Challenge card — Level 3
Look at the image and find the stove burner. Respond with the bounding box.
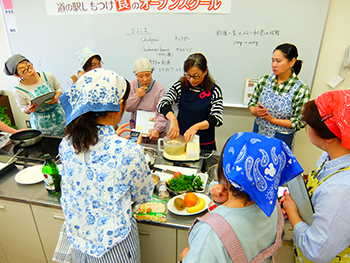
[0,135,62,165]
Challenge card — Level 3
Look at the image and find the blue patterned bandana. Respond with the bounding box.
[60,68,126,125]
[223,132,303,217]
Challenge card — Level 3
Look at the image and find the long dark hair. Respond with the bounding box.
[274,43,303,75]
[302,100,335,139]
[217,139,251,205]
[65,80,130,153]
[179,53,215,91]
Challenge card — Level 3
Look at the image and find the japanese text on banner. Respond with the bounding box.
[45,0,231,15]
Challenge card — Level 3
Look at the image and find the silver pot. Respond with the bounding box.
[10,129,42,147]
[143,146,159,166]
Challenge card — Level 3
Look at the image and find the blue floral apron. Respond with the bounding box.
[253,74,302,149]
[14,72,65,136]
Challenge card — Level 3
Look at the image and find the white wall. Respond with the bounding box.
[1,0,349,174]
[0,13,28,128]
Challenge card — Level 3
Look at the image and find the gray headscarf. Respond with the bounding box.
[3,54,28,76]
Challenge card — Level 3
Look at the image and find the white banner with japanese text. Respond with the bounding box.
[45,0,231,15]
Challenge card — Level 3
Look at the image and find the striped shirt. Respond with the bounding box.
[158,81,224,127]
[248,72,310,131]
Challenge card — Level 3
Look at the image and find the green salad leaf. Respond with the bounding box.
[167,174,203,192]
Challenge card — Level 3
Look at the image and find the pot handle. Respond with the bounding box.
[157,138,164,152]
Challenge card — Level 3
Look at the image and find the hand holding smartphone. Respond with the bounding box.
[129,129,142,143]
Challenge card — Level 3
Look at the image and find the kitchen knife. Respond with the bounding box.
[152,166,178,175]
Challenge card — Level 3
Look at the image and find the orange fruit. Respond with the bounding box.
[184,192,198,207]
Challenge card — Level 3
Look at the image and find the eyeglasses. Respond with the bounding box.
[184,72,204,80]
[18,62,33,74]
[320,113,333,123]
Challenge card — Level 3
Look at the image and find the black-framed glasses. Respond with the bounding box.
[184,72,204,80]
[320,113,333,123]
[19,62,33,74]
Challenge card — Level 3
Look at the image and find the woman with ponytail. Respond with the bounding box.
[158,53,224,152]
[248,43,310,150]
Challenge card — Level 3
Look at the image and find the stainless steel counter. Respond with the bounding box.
[0,146,211,230]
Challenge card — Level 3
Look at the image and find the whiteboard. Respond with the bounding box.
[2,0,330,106]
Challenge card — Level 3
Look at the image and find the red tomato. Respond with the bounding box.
[173,172,182,179]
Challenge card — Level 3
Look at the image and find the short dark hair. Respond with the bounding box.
[302,100,336,139]
[274,43,303,75]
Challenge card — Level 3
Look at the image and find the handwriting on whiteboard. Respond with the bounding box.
[216,29,280,47]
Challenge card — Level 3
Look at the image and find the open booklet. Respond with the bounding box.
[136,110,156,136]
[287,175,314,225]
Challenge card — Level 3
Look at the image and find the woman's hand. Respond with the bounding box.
[184,125,198,143]
[149,129,160,141]
[24,103,38,114]
[281,192,303,227]
[116,122,131,137]
[180,247,190,261]
[256,103,268,118]
[210,183,228,204]
[136,86,147,98]
[47,91,62,105]
[166,112,180,139]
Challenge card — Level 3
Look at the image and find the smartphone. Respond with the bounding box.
[129,129,141,142]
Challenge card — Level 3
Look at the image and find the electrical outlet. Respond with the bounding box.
[25,120,31,128]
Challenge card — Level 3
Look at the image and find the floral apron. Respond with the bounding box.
[253,74,302,150]
[14,72,65,136]
[294,162,350,263]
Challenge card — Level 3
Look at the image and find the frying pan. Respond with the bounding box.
[10,129,42,147]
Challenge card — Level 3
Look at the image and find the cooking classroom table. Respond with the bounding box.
[0,143,218,230]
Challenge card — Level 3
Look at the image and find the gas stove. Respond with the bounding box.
[0,135,62,166]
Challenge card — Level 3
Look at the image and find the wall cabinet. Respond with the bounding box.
[0,200,46,263]
[31,205,65,263]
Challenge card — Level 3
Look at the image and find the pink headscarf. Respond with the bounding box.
[315,90,350,149]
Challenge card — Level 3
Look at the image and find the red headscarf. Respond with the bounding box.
[315,90,350,149]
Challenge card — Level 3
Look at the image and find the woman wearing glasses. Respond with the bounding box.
[3,54,65,136]
[158,53,223,151]
[248,43,310,150]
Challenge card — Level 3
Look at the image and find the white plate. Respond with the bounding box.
[31,91,55,107]
[167,193,210,216]
[15,165,44,184]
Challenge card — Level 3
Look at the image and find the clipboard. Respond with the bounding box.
[287,175,314,225]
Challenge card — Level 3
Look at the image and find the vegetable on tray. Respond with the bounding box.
[166,173,204,193]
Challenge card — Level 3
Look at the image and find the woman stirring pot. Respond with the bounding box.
[3,54,65,136]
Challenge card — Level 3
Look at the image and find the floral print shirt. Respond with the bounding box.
[59,125,154,258]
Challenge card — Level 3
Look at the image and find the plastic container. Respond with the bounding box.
[158,135,186,156]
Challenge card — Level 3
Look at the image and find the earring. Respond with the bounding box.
[322,145,326,151]
[201,78,204,87]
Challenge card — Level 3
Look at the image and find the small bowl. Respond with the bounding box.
[152,173,160,188]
